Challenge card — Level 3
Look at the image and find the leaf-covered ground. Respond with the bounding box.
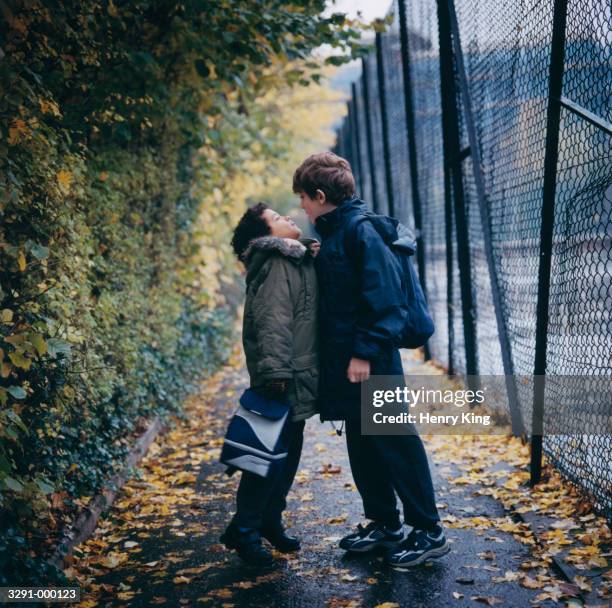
[67,349,611,608]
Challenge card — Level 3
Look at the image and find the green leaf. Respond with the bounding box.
[6,410,27,432]
[2,476,24,492]
[36,478,55,494]
[30,243,49,260]
[7,385,26,399]
[47,338,72,358]
[0,453,12,474]
[30,333,47,356]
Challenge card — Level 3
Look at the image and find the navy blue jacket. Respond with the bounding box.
[314,197,408,421]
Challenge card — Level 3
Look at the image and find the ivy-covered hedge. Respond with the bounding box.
[0,0,359,583]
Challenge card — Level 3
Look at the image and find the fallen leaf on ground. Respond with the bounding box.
[470,596,502,606]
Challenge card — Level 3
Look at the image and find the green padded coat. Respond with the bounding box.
[241,236,319,422]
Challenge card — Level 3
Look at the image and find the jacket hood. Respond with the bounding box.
[243,236,317,283]
[393,222,417,254]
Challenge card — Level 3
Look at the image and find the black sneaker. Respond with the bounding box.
[220,526,276,568]
[339,521,407,553]
[386,523,450,569]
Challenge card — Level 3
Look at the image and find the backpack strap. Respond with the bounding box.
[343,213,371,266]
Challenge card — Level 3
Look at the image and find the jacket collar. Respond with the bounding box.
[314,196,366,239]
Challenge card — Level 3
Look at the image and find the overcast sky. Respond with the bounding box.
[326,0,391,21]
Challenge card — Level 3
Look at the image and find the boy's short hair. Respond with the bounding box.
[231,202,270,261]
[292,152,355,205]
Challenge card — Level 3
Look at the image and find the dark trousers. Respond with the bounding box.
[231,419,305,530]
[345,417,439,531]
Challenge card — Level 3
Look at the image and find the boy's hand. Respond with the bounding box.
[347,357,371,383]
[307,241,321,257]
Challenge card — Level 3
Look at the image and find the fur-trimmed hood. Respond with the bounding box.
[242,236,310,263]
[243,235,318,285]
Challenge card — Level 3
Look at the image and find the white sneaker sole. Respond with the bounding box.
[390,541,451,570]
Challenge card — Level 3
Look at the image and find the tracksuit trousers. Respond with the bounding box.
[345,417,440,531]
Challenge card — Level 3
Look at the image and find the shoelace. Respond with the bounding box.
[404,527,438,548]
[356,522,379,536]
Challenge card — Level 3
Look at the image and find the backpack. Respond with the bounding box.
[346,212,435,349]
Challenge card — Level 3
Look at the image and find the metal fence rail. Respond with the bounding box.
[333,0,612,518]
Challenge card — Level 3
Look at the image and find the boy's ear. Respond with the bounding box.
[315,189,327,204]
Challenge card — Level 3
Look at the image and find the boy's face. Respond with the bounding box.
[262,208,301,239]
[298,190,332,224]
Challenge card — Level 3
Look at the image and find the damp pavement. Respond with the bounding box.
[69,352,582,608]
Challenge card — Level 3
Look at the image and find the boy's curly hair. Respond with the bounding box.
[231,202,270,261]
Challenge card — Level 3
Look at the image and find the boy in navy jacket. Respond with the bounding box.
[293,152,449,569]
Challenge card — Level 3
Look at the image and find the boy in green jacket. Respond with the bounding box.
[221,202,319,568]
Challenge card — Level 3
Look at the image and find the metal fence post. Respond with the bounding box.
[444,0,525,436]
[350,83,366,197]
[397,0,432,362]
[343,110,353,168]
[340,122,346,158]
[346,100,357,187]
[437,0,479,379]
[531,0,569,485]
[375,31,395,218]
[361,58,380,212]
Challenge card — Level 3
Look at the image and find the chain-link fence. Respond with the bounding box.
[334,0,612,519]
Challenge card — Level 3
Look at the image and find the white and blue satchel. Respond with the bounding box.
[220,388,291,478]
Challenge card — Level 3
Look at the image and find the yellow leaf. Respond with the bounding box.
[172,576,190,584]
[1,309,13,323]
[176,564,215,576]
[451,476,472,485]
[8,118,28,145]
[98,552,128,569]
[39,99,62,117]
[57,170,73,192]
[17,251,26,271]
[9,351,31,371]
[520,576,543,589]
